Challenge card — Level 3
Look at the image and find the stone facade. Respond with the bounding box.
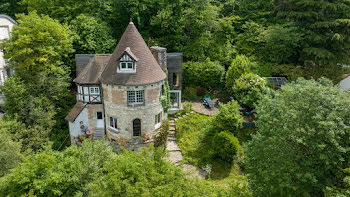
[102,81,165,143]
[150,47,167,71]
[87,104,104,132]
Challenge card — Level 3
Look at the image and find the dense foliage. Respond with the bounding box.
[183,59,225,90]
[212,100,243,135]
[226,55,255,94]
[0,118,22,177]
[211,131,242,163]
[69,14,116,54]
[0,12,74,151]
[232,73,267,108]
[0,140,231,196]
[245,78,350,196]
[153,120,169,149]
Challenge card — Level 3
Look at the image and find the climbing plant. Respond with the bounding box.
[161,69,171,113]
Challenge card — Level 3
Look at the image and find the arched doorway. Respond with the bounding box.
[133,119,141,137]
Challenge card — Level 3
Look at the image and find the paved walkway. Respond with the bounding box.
[191,99,219,116]
[166,113,207,179]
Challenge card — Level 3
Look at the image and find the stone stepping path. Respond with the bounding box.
[166,112,206,180]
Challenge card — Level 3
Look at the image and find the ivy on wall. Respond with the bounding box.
[161,69,171,113]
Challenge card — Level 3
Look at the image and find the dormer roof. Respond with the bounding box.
[100,22,166,86]
[121,47,138,62]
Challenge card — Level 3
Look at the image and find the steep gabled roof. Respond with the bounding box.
[100,22,166,85]
[65,102,86,122]
[74,54,111,84]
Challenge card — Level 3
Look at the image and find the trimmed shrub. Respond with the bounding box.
[211,131,242,162]
[232,73,267,108]
[183,59,225,90]
[153,120,169,150]
[212,100,243,135]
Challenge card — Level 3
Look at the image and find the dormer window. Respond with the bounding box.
[117,47,138,73]
[120,59,134,71]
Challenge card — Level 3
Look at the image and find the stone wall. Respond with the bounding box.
[87,104,104,132]
[150,46,167,71]
[102,81,165,143]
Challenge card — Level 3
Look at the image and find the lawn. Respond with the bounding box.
[175,112,247,188]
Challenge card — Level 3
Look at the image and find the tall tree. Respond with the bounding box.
[0,12,74,151]
[245,78,350,196]
[276,0,350,80]
[0,0,26,19]
[70,14,116,54]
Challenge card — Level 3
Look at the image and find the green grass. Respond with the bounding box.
[176,113,247,188]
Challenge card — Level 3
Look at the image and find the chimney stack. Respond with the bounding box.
[150,46,167,71]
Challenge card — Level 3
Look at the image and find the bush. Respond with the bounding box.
[232,73,267,108]
[153,120,169,149]
[211,131,243,163]
[212,100,243,135]
[183,87,197,99]
[183,59,225,90]
[226,55,256,94]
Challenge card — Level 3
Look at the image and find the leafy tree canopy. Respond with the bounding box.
[70,14,116,54]
[183,59,225,90]
[245,78,350,196]
[0,141,230,196]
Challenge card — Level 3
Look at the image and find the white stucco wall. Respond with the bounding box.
[68,107,89,143]
[340,75,350,92]
[0,15,17,86]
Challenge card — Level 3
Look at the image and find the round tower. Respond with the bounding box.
[99,22,167,143]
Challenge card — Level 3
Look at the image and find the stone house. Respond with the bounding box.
[65,22,182,145]
[0,14,17,104]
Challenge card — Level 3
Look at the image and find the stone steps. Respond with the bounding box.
[93,130,105,140]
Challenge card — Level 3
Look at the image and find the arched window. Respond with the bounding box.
[133,119,141,137]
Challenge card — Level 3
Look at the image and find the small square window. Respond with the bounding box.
[127,90,144,105]
[89,87,99,95]
[96,112,103,120]
[121,62,127,69]
[127,62,133,69]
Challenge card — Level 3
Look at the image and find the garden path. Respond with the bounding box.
[166,113,207,180]
[191,99,219,116]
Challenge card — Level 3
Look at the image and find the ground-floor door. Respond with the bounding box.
[133,119,141,136]
[96,111,104,129]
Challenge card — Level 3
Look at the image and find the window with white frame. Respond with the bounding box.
[155,112,162,125]
[127,90,144,105]
[89,87,100,95]
[119,54,135,72]
[109,117,117,129]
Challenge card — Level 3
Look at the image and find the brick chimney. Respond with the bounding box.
[150,46,167,71]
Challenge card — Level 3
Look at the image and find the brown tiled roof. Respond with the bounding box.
[100,22,166,85]
[75,54,95,75]
[74,54,111,84]
[65,102,86,122]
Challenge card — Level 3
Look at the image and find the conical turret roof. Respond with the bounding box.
[100,22,166,85]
